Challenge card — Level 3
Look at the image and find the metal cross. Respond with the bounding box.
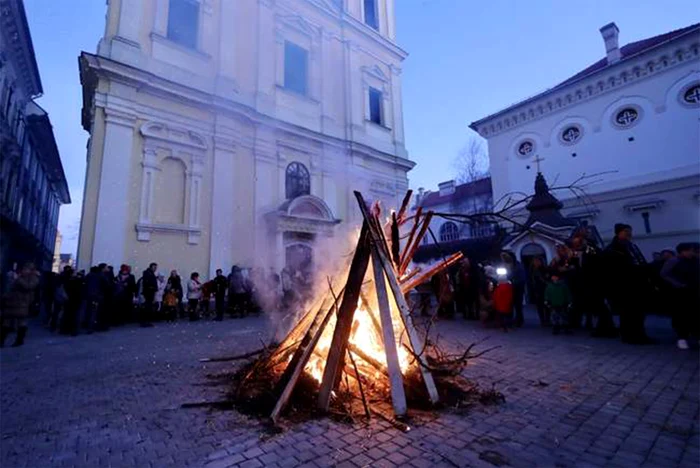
[533,155,545,173]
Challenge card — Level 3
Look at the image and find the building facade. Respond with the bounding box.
[413,177,495,244]
[77,0,413,277]
[470,22,700,257]
[0,0,70,278]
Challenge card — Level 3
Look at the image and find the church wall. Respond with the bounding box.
[76,108,107,271]
[485,61,699,204]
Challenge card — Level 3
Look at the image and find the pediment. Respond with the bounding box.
[276,14,319,37]
[140,121,207,151]
[362,65,390,83]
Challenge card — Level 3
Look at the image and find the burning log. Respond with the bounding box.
[400,207,422,267]
[396,189,414,225]
[399,267,422,285]
[400,252,464,294]
[317,223,372,411]
[355,191,440,405]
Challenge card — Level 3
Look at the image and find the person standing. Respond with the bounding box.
[529,257,549,326]
[660,242,700,350]
[96,263,114,331]
[187,272,202,321]
[114,265,136,324]
[140,263,158,327]
[58,266,80,336]
[545,272,572,335]
[228,266,250,318]
[83,266,105,332]
[502,252,526,327]
[604,223,654,345]
[1,263,41,347]
[155,273,167,319]
[213,269,228,321]
[165,270,184,320]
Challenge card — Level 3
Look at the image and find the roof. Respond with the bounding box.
[470,22,700,129]
[553,22,700,90]
[418,177,492,208]
[24,103,70,204]
[524,173,576,228]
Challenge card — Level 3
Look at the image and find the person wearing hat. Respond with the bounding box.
[603,223,654,345]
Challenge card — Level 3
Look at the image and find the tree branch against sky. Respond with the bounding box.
[452,135,490,184]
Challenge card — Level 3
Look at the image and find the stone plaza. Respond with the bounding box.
[1,311,698,468]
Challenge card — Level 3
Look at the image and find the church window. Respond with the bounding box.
[167,0,199,49]
[517,140,535,157]
[284,41,309,96]
[439,222,459,242]
[641,211,651,234]
[613,107,640,128]
[286,162,310,199]
[364,0,379,31]
[560,125,582,145]
[368,87,383,125]
[681,83,700,106]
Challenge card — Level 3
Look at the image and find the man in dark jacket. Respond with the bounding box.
[140,263,157,327]
[114,265,136,324]
[213,269,228,321]
[660,242,700,350]
[604,223,654,344]
[83,266,107,332]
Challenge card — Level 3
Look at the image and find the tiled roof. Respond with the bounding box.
[553,22,700,90]
[418,177,492,208]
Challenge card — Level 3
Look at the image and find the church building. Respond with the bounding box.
[470,22,699,258]
[76,0,413,276]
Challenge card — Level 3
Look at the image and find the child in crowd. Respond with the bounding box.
[545,272,572,335]
[492,269,513,332]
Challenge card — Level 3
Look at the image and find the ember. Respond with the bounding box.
[227,190,502,425]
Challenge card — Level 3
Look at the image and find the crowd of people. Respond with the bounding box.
[1,260,315,347]
[1,223,698,350]
[418,223,699,349]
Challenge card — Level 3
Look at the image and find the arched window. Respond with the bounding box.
[285,162,310,199]
[439,222,459,242]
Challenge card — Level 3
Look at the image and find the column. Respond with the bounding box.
[136,146,158,240]
[91,110,137,267]
[390,65,405,146]
[187,154,204,245]
[208,137,236,277]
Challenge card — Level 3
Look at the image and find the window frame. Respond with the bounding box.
[285,162,311,200]
[166,0,200,50]
[439,221,459,243]
[363,0,380,31]
[368,86,384,126]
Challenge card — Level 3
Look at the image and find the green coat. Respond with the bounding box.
[544,281,571,308]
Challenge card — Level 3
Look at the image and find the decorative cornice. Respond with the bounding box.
[140,121,208,151]
[472,41,700,137]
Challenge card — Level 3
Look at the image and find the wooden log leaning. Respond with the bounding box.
[396,189,413,224]
[400,252,464,294]
[354,191,440,405]
[399,207,422,267]
[317,223,372,411]
[270,290,343,423]
[399,211,434,275]
[371,250,408,417]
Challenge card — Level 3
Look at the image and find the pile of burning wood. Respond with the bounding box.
[228,191,501,425]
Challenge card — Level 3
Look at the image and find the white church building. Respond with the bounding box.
[470,22,700,259]
[76,0,413,276]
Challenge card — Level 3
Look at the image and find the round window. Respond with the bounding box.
[517,140,535,157]
[612,107,641,129]
[682,83,700,106]
[560,126,582,144]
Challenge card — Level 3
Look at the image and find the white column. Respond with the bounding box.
[187,154,204,245]
[92,110,136,267]
[390,65,405,145]
[386,0,397,40]
[137,146,158,241]
[209,137,236,277]
[116,0,142,45]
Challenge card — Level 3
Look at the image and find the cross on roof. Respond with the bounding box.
[533,155,545,173]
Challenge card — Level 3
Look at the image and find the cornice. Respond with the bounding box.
[471,38,699,138]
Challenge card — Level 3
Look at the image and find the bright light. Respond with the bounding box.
[496,267,508,277]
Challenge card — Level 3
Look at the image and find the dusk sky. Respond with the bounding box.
[23,0,696,255]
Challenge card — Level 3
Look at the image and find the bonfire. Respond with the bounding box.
[224,191,502,426]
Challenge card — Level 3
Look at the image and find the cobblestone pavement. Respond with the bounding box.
[1,310,698,468]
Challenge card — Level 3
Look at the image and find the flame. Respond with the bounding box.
[303,302,412,384]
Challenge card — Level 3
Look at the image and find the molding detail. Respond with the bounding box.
[140,121,208,150]
[135,222,202,244]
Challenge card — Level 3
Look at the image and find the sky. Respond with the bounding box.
[23,0,697,255]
